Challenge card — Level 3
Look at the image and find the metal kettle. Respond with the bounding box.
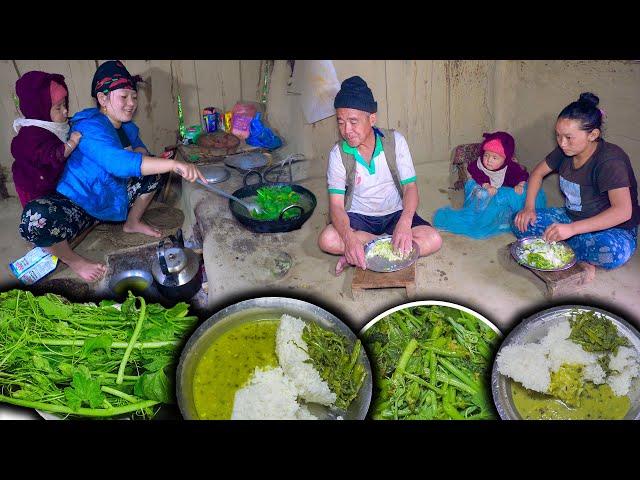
[151,229,202,301]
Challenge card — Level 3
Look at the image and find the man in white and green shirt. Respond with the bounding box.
[318,76,442,275]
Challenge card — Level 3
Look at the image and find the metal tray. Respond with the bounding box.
[510,236,576,272]
[224,152,270,171]
[491,305,640,420]
[364,235,419,273]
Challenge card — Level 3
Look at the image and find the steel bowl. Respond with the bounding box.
[491,305,640,420]
[510,236,577,272]
[364,235,420,273]
[176,297,372,420]
[109,269,153,297]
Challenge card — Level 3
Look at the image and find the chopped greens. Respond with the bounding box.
[568,309,630,355]
[366,239,411,262]
[302,322,366,410]
[521,238,574,269]
[250,185,301,221]
[362,305,500,420]
[0,289,199,419]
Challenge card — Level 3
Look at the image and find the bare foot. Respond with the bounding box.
[335,256,350,276]
[579,262,596,283]
[67,257,107,282]
[122,220,162,238]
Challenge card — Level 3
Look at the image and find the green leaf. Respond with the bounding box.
[134,368,174,404]
[37,295,73,318]
[81,335,113,356]
[141,354,173,372]
[32,356,53,372]
[63,366,105,410]
[58,363,75,377]
[164,303,190,319]
[139,325,175,342]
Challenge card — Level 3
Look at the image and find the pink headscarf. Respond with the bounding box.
[480,131,515,163]
[50,80,68,105]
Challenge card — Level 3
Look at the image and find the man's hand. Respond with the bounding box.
[543,222,575,243]
[343,233,366,270]
[392,217,413,255]
[514,206,537,232]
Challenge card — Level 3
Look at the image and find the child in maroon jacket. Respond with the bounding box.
[11,71,82,206]
[467,131,529,196]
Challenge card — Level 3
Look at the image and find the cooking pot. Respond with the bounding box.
[151,229,203,301]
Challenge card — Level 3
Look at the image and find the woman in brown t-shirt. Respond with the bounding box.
[512,92,638,269]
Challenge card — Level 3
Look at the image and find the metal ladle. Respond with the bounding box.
[196,179,261,213]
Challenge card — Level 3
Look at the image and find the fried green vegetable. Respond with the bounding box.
[362,305,500,420]
[302,322,366,410]
[0,289,199,418]
[250,185,301,221]
[568,309,629,355]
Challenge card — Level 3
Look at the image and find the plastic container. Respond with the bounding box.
[231,102,258,139]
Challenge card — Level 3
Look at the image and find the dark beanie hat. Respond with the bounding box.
[91,60,141,98]
[334,76,377,113]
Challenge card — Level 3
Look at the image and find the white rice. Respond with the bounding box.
[497,319,639,396]
[608,346,640,396]
[496,342,551,392]
[275,314,336,406]
[231,367,318,420]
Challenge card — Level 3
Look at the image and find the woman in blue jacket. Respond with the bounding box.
[19,61,206,282]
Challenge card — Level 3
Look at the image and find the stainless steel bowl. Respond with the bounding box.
[492,305,640,420]
[510,236,577,272]
[109,269,153,297]
[364,235,420,273]
[176,297,372,420]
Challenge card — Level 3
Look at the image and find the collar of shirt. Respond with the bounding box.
[341,129,384,175]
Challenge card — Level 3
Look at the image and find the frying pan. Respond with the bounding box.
[229,169,316,233]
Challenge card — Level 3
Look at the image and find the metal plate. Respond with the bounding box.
[176,297,372,420]
[510,236,577,272]
[364,235,419,273]
[224,152,270,171]
[491,305,640,420]
[198,165,230,184]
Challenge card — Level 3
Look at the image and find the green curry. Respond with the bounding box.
[193,320,279,420]
[511,380,630,420]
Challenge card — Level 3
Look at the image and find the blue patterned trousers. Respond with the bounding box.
[511,207,637,269]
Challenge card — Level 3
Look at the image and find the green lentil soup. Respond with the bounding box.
[193,320,279,419]
[511,380,630,420]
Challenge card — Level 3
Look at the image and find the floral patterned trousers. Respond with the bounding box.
[19,174,164,247]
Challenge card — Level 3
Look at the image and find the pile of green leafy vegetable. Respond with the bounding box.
[362,305,500,420]
[568,309,629,355]
[302,322,366,410]
[0,289,199,419]
[250,186,301,221]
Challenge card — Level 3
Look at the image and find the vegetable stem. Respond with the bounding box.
[116,297,146,384]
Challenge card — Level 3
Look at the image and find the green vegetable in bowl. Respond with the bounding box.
[362,305,500,420]
[522,238,574,269]
[250,186,301,221]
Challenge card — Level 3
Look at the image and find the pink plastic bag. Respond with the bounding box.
[231,102,258,139]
